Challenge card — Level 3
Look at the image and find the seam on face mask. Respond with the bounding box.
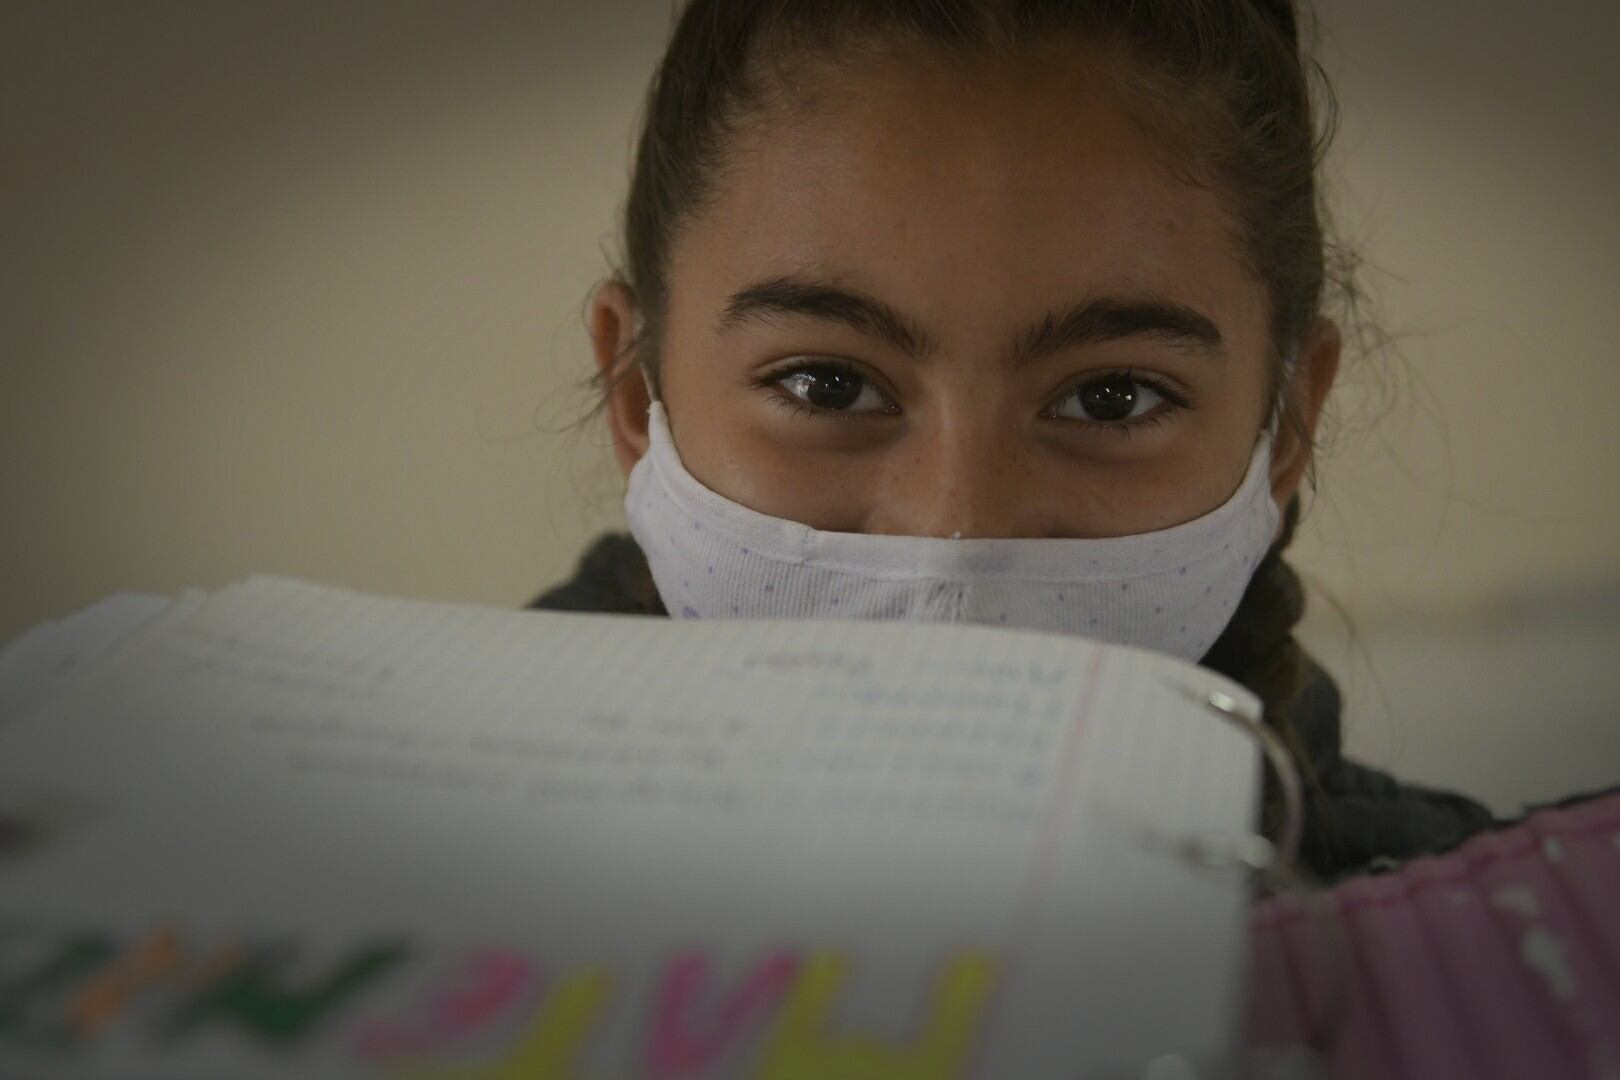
[659,495,1277,583]
[715,547,1260,585]
[675,496,1280,583]
[646,426,1278,581]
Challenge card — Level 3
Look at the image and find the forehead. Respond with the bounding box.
[666,45,1267,352]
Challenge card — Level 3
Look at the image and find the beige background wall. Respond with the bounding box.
[3,1,1617,812]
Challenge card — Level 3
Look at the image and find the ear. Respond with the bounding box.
[1269,315,1341,513]
[589,279,652,479]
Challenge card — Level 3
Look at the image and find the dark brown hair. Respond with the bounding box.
[597,0,1364,803]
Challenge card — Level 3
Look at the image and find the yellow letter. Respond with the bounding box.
[755,950,998,1080]
[395,968,612,1080]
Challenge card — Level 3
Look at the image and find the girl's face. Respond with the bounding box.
[597,49,1338,540]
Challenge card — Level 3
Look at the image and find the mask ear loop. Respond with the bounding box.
[638,358,662,406]
[1130,680,1351,1080]
[624,296,658,405]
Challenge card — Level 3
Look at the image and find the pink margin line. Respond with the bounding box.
[1012,647,1109,935]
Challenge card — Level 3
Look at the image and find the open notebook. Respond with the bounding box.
[0,577,1263,1079]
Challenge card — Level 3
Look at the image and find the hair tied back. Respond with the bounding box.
[1249,0,1300,47]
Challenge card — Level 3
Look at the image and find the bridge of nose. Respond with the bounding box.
[860,408,1052,539]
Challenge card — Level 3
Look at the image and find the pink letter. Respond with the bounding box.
[647,949,800,1076]
[352,951,534,1061]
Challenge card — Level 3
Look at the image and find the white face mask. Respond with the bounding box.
[625,401,1281,662]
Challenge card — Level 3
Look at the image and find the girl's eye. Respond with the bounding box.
[1047,372,1173,425]
[770,362,897,415]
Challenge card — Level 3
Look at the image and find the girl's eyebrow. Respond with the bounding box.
[718,275,936,357]
[716,273,1226,366]
[1012,296,1226,365]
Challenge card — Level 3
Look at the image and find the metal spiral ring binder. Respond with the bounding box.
[1136,679,1350,1080]
[1166,679,1303,884]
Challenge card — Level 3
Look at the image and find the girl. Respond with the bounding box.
[532,0,1496,880]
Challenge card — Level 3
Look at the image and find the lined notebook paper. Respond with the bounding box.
[0,577,1262,1078]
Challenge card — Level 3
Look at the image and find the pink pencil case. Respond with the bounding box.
[1246,789,1620,1079]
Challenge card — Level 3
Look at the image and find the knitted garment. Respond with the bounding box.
[530,532,1502,882]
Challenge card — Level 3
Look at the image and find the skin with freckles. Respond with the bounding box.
[594,45,1339,542]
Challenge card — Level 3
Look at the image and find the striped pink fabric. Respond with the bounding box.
[1246,790,1620,1079]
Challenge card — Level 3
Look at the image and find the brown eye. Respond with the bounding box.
[1049,373,1166,423]
[773,363,895,414]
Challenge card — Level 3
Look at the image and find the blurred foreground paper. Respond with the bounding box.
[0,577,1259,1078]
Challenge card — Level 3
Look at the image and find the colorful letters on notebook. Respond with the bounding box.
[0,929,1000,1078]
